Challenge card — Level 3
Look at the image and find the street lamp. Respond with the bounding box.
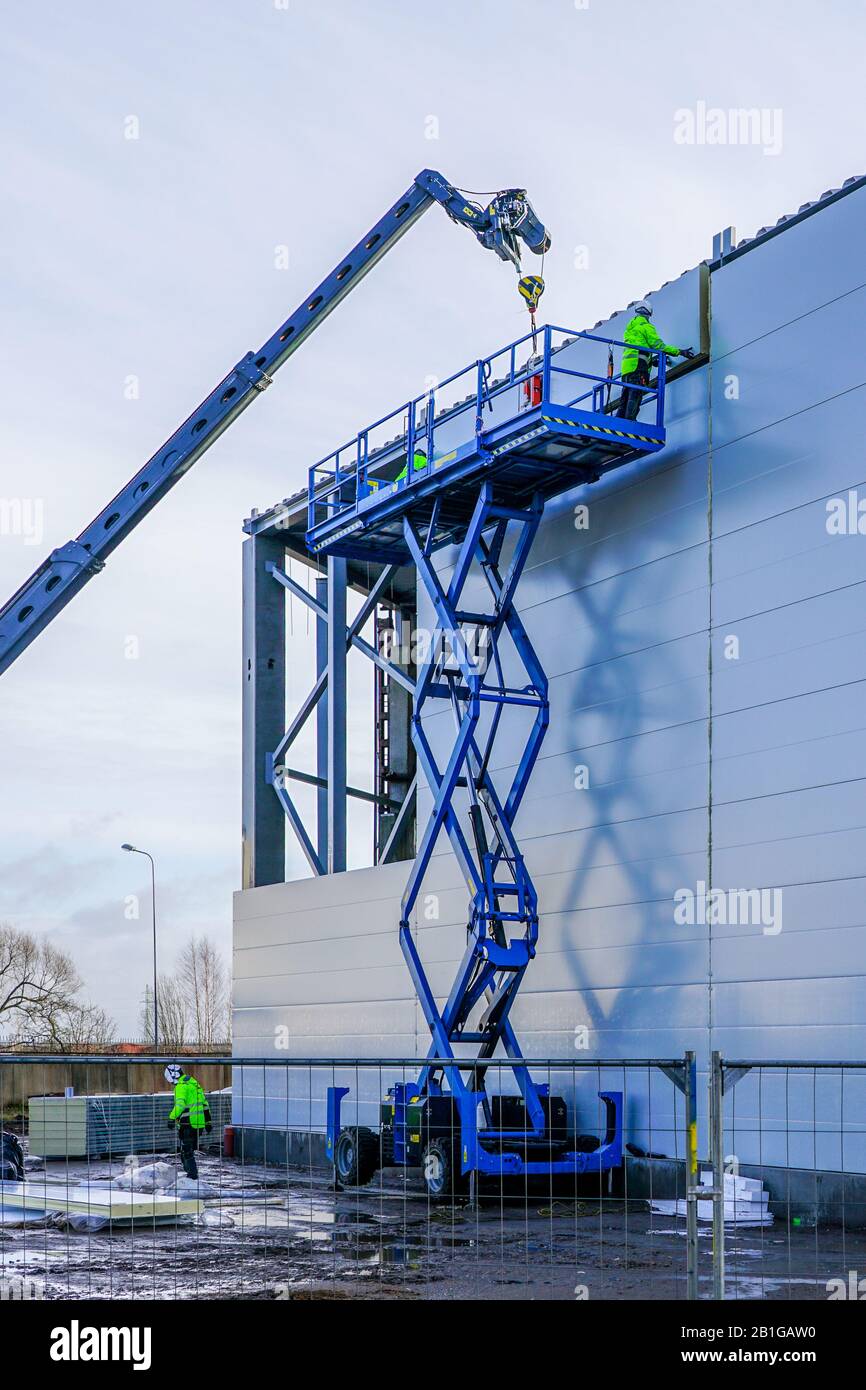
[121,844,158,1053]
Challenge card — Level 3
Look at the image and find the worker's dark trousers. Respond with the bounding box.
[178,1122,200,1180]
[619,360,650,421]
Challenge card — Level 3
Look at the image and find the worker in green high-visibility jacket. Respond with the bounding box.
[165,1063,212,1180]
[395,445,428,484]
[618,303,695,421]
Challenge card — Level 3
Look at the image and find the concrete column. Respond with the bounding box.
[241,534,286,888]
[378,610,415,863]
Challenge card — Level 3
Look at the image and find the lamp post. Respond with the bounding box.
[121,844,158,1052]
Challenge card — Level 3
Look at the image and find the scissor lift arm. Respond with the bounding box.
[0,171,549,676]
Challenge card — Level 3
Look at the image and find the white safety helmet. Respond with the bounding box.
[164,1063,183,1085]
[634,301,653,319]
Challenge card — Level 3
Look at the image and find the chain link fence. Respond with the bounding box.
[708,1055,866,1301]
[8,1050,860,1301]
[0,1053,696,1302]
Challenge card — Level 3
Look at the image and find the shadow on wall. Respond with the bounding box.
[550,459,706,1043]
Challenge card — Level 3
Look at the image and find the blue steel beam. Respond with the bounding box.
[326,558,348,874]
[315,576,328,865]
[268,561,415,695]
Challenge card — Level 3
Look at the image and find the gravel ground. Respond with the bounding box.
[1,1152,862,1301]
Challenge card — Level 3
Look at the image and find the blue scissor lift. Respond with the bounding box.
[308,324,668,1197]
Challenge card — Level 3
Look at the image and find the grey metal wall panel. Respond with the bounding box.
[233,965,410,1010]
[713,540,863,630]
[232,1001,416,1041]
[233,863,407,921]
[232,860,417,1115]
[518,443,710,584]
[508,760,709,841]
[711,294,866,454]
[705,1067,866,1173]
[711,626,866,718]
[712,729,866,804]
[711,186,866,353]
[705,184,866,1166]
[711,391,866,540]
[716,676,864,740]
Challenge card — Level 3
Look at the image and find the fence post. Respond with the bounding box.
[710,1050,725,1300]
[684,1049,699,1299]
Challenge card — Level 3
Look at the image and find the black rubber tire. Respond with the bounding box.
[334,1126,379,1188]
[421,1136,468,1200]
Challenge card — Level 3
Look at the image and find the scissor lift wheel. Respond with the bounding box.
[422,1137,468,1200]
[334,1126,379,1188]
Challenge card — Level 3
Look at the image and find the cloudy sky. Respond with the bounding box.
[1,0,863,1032]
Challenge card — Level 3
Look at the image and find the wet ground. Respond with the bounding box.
[1,1153,862,1300]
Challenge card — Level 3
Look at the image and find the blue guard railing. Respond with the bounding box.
[307,323,667,531]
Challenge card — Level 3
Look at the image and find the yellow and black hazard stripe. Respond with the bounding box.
[490,426,546,457]
[541,414,657,445]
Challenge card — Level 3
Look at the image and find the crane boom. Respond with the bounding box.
[0,170,549,676]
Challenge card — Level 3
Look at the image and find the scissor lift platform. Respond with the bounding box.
[306,324,667,564]
[307,324,669,1197]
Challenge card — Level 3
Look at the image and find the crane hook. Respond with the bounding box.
[518,274,545,352]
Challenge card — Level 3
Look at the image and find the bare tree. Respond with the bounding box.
[0,923,117,1050]
[160,976,188,1051]
[140,974,188,1052]
[0,924,81,1033]
[177,936,230,1046]
[25,1001,117,1054]
[138,937,231,1050]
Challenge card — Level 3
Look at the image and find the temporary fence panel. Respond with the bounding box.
[710,1057,866,1301]
[0,1053,694,1302]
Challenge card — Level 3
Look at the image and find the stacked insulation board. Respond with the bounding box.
[27,1090,232,1159]
[650,1171,774,1227]
[0,1179,203,1222]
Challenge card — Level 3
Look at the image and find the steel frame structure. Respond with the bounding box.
[241,530,418,886]
[268,555,418,875]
